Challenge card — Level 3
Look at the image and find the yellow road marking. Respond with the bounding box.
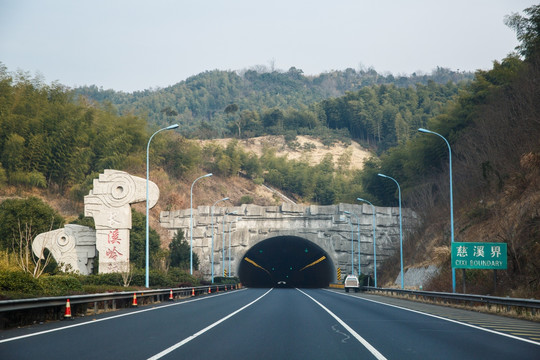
[300,256,327,271]
[244,257,271,275]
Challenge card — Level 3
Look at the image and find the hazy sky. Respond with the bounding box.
[0,0,536,92]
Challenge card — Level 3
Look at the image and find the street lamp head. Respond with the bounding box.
[357,197,365,202]
[417,127,431,134]
[204,173,213,178]
[166,124,179,130]
[344,211,351,214]
[377,173,388,178]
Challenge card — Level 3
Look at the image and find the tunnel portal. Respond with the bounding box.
[238,236,334,288]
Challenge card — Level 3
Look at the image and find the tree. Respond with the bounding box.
[169,229,199,270]
[129,209,160,269]
[0,197,64,251]
[505,5,540,60]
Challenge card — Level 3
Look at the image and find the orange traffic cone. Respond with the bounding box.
[169,290,174,301]
[64,299,72,319]
[191,288,195,296]
[132,292,138,307]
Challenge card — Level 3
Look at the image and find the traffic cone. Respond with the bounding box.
[191,288,195,297]
[64,299,72,319]
[208,287,211,294]
[169,290,174,301]
[132,292,138,307]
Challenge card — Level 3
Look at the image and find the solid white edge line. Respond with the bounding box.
[0,288,247,344]
[297,288,387,360]
[324,289,540,347]
[147,288,273,360]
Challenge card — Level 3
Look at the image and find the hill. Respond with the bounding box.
[75,67,473,136]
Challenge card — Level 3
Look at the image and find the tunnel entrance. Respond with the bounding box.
[238,236,334,288]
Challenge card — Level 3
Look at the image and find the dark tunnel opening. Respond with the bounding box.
[238,236,334,288]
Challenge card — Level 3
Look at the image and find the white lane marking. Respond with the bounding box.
[324,289,540,347]
[297,289,387,360]
[0,289,246,344]
[147,288,273,360]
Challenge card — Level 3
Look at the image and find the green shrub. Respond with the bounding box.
[38,275,83,296]
[167,268,199,287]
[0,270,41,295]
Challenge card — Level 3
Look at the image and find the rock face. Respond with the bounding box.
[32,224,96,275]
[84,170,159,274]
[161,203,416,282]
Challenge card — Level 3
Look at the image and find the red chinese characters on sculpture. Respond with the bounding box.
[108,229,121,245]
[106,229,123,260]
[106,246,123,260]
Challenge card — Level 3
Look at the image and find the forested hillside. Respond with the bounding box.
[75,66,472,148]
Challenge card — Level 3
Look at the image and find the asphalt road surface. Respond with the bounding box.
[1,288,539,359]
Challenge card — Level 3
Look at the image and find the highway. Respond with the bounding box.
[1,288,539,359]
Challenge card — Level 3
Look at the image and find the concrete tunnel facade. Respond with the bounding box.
[160,203,414,287]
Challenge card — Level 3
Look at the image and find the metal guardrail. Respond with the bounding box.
[0,284,239,329]
[363,286,540,315]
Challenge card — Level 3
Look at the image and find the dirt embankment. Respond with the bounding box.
[199,135,371,171]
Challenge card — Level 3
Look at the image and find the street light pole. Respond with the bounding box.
[222,211,237,276]
[146,123,178,288]
[227,217,241,277]
[378,173,404,289]
[345,215,354,275]
[211,197,229,283]
[418,128,456,293]
[344,211,361,276]
[190,173,212,275]
[357,198,377,288]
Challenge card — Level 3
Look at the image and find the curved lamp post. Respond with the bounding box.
[344,210,361,276]
[378,173,404,289]
[222,211,237,276]
[344,214,355,275]
[418,127,456,293]
[146,124,179,288]
[357,198,377,288]
[190,173,212,275]
[211,197,229,283]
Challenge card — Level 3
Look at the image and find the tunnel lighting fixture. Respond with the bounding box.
[145,123,179,288]
[377,173,403,290]
[418,128,456,293]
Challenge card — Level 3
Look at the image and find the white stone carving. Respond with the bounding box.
[32,224,96,275]
[84,169,159,274]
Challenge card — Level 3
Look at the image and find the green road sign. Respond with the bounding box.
[451,242,507,269]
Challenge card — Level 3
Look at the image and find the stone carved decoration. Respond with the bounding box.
[32,224,96,275]
[84,170,159,274]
